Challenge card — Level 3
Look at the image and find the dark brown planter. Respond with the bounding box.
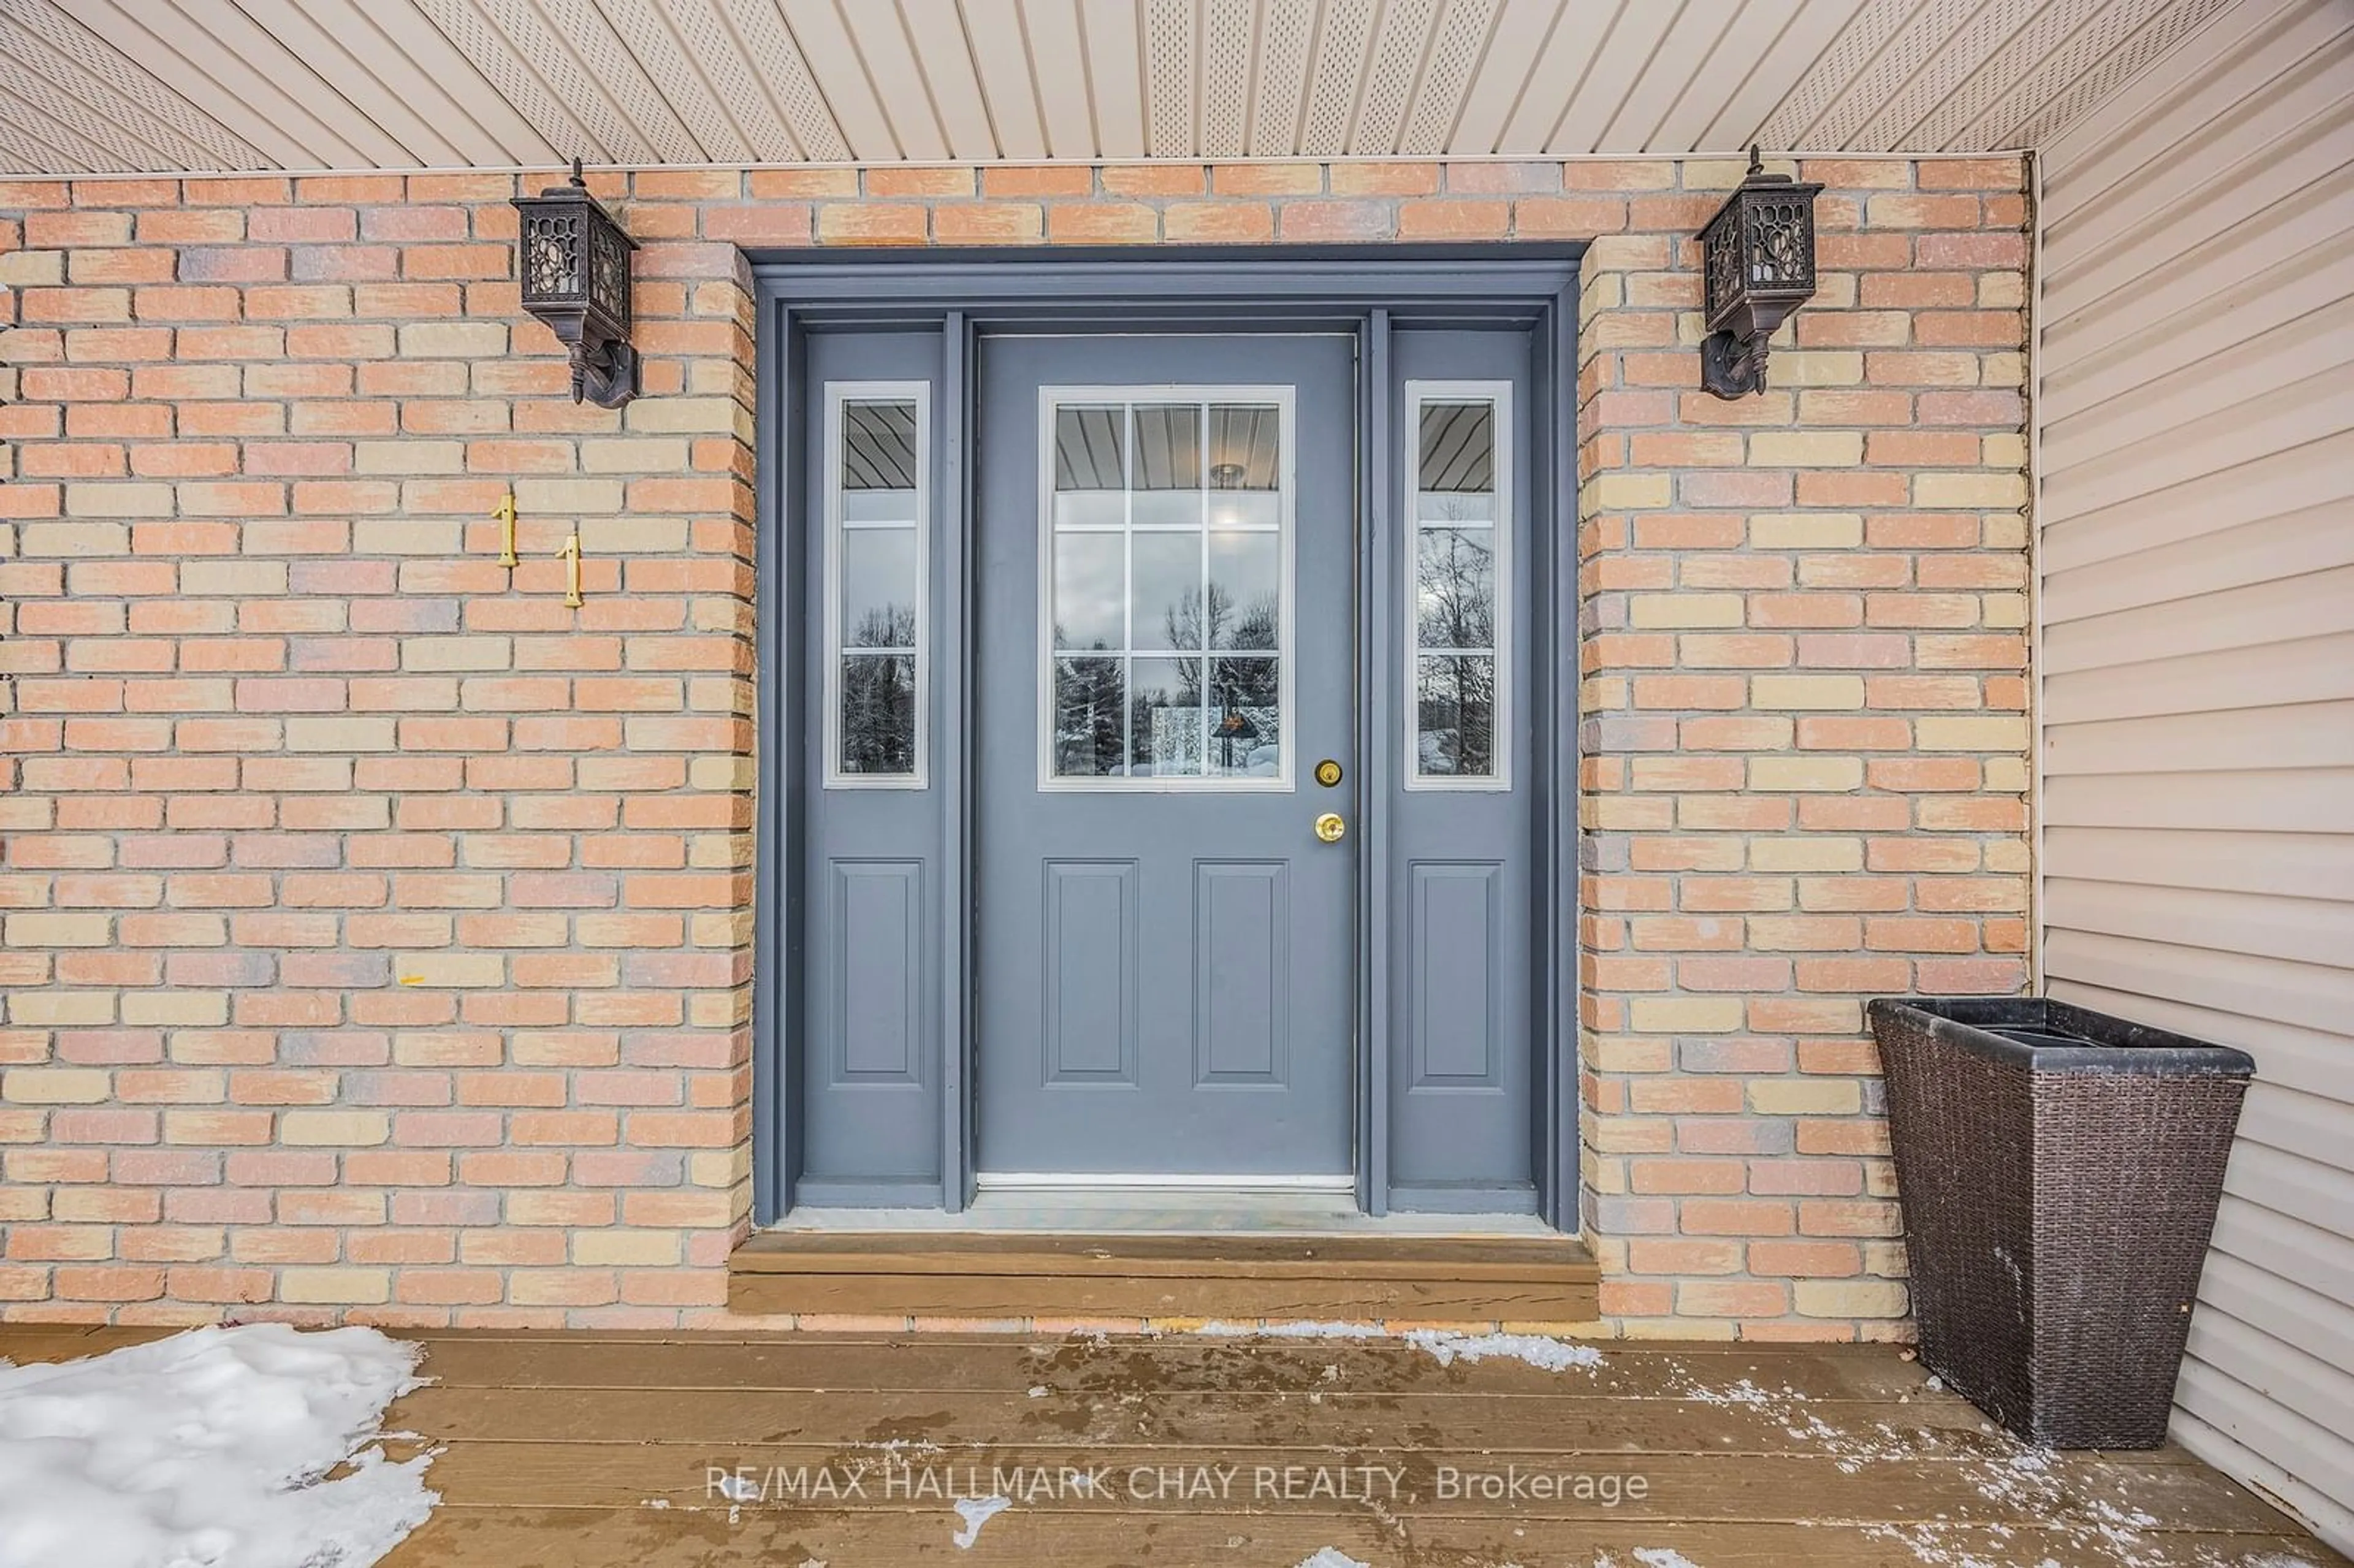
[1868,996,2255,1450]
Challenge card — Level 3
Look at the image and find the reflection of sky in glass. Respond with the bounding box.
[842,489,917,524]
[1131,533,1199,650]
[1053,490,1124,528]
[1131,489,1203,527]
[1206,491,1279,530]
[1414,490,1494,525]
[1208,532,1279,650]
[1052,533,1122,650]
[841,528,916,649]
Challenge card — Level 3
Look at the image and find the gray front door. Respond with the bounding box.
[975,333,1357,1178]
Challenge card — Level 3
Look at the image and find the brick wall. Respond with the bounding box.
[1572,158,2031,1338]
[0,157,2030,1334]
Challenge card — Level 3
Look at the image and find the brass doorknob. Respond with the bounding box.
[1313,812,1347,843]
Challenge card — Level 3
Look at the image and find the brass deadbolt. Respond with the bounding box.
[1314,758,1344,787]
[1313,812,1347,844]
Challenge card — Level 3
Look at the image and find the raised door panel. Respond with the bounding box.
[1043,859,1138,1084]
[831,861,921,1081]
[1411,861,1501,1086]
[1196,860,1289,1084]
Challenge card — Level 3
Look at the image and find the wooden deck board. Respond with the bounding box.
[408,1334,1952,1401]
[728,1231,1602,1321]
[0,1326,2339,1566]
[408,1442,2288,1524]
[395,1384,2021,1453]
[383,1509,2343,1568]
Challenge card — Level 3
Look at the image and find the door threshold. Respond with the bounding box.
[772,1187,1550,1237]
[729,1227,1597,1323]
[973,1172,1358,1192]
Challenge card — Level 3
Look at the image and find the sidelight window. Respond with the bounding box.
[1406,382,1511,789]
[1039,387,1295,790]
[825,383,928,786]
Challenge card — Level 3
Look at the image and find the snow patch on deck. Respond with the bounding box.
[0,1322,435,1568]
[1655,1355,2239,1568]
[1185,1320,1603,1372]
[950,1493,1010,1548]
[1403,1330,1602,1372]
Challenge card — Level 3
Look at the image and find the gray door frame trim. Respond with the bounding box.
[752,245,1585,1228]
[1358,307,1392,1217]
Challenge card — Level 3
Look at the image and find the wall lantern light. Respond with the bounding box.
[1695,147,1824,399]
[512,158,640,409]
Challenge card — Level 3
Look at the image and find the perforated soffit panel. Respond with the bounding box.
[0,0,2240,175]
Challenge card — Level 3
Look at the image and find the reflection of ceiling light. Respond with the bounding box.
[1209,462,1246,489]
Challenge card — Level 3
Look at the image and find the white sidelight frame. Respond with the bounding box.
[1403,379,1514,793]
[1034,383,1300,794]
[823,380,931,790]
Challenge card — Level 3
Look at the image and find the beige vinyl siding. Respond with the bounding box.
[2038,0,2354,1548]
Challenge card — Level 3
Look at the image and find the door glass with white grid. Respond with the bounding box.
[1042,392,1293,788]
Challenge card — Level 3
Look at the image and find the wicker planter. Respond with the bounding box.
[1868,996,2254,1450]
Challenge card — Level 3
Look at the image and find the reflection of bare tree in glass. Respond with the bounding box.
[1417,658,1494,775]
[1156,584,1283,774]
[1418,528,1493,651]
[842,604,917,773]
[842,664,913,772]
[853,604,916,650]
[1211,656,1278,773]
[1051,625,1124,776]
[1162,584,1279,663]
[1047,574,1284,779]
[1417,500,1496,776]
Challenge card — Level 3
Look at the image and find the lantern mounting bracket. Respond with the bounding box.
[1699,330,1772,400]
[512,158,641,409]
[1694,147,1824,400]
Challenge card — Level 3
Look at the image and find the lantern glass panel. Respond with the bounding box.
[524,211,584,302]
[588,219,631,327]
[1744,193,1813,289]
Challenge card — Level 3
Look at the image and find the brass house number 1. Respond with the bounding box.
[492,492,585,608]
